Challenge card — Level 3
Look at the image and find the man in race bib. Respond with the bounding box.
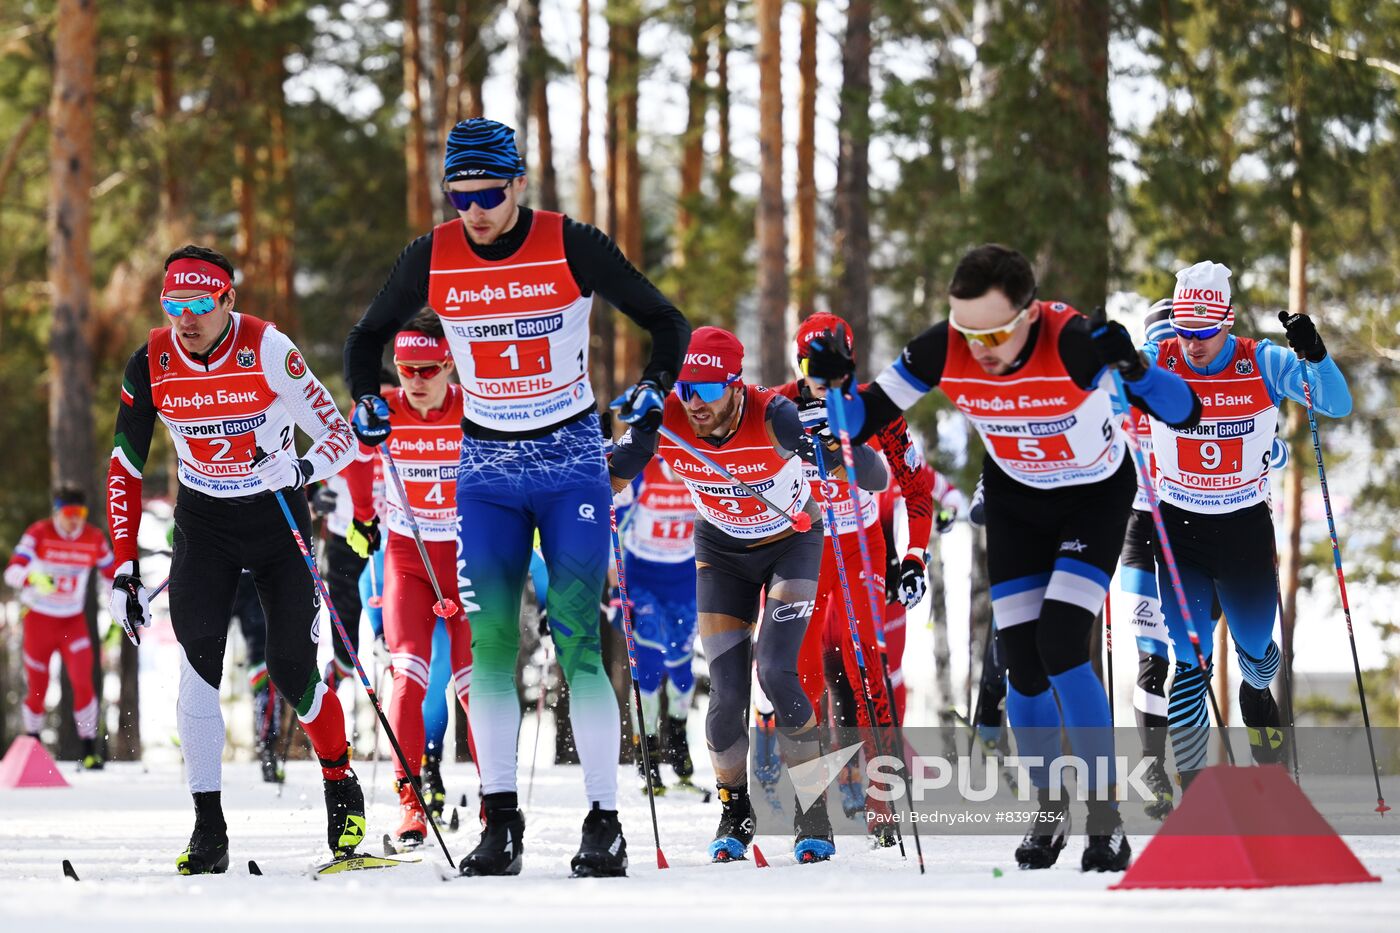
[4,486,114,769]
[803,244,1200,873]
[344,118,689,878]
[609,326,888,865]
[1143,261,1351,785]
[106,245,363,874]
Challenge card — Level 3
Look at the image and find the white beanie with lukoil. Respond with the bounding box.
[1171,261,1234,330]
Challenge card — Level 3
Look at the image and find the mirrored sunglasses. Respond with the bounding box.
[676,376,738,404]
[1172,323,1223,341]
[161,283,231,317]
[444,181,512,212]
[396,362,446,380]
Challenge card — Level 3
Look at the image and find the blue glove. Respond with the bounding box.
[611,380,665,431]
[823,386,866,439]
[352,395,392,445]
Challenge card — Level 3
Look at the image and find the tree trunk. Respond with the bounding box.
[1041,0,1110,306]
[262,6,295,332]
[404,0,434,232]
[577,0,596,223]
[606,1,642,393]
[673,2,712,270]
[48,0,99,761]
[714,2,733,207]
[458,0,490,120]
[430,0,452,150]
[755,0,788,385]
[515,0,533,168]
[793,0,818,316]
[832,0,871,372]
[528,0,558,211]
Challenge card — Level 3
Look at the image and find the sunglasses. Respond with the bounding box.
[396,362,446,380]
[1172,323,1223,341]
[55,504,88,521]
[676,376,738,404]
[949,290,1038,348]
[160,283,231,318]
[444,181,512,212]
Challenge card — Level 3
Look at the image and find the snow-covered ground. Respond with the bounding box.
[3,746,1399,933]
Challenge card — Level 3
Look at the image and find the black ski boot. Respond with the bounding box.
[570,802,628,878]
[258,742,284,784]
[1239,683,1285,765]
[1081,800,1131,872]
[1142,758,1174,821]
[323,769,366,857]
[177,791,230,875]
[79,738,104,771]
[709,784,757,862]
[253,688,284,783]
[664,716,695,780]
[1015,787,1071,870]
[460,793,525,876]
[794,792,835,863]
[636,734,666,796]
[422,753,447,821]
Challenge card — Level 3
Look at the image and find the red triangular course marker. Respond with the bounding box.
[0,736,69,788]
[1113,764,1380,890]
[752,844,769,868]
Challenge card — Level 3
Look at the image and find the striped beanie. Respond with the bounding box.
[1171,261,1234,329]
[443,118,525,182]
[1144,297,1174,344]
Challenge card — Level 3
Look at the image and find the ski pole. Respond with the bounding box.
[1300,367,1388,813]
[653,425,812,533]
[264,477,458,868]
[525,619,553,813]
[826,390,926,874]
[367,549,383,609]
[368,660,385,807]
[378,446,460,621]
[1104,594,1115,728]
[1107,374,1234,764]
[151,577,170,599]
[608,503,669,869]
[808,436,906,858]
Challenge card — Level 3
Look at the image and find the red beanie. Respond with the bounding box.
[680,326,745,382]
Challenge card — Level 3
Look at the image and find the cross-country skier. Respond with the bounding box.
[4,486,114,769]
[803,243,1201,872]
[344,310,475,850]
[106,245,364,874]
[777,311,934,844]
[611,454,699,795]
[608,325,888,864]
[1141,261,1350,786]
[343,118,689,877]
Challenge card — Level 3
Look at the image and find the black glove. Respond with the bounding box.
[1089,308,1146,380]
[897,553,928,608]
[346,517,381,558]
[310,485,338,516]
[934,507,957,535]
[1278,311,1327,363]
[885,552,902,603]
[801,326,857,388]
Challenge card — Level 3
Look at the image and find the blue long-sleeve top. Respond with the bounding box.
[1142,336,1351,418]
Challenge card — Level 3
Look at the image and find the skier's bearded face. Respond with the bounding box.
[447,176,527,246]
[949,288,1040,375]
[683,383,743,438]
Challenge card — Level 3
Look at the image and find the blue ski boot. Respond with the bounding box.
[709,785,756,862]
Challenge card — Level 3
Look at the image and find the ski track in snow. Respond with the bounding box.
[2,758,1398,932]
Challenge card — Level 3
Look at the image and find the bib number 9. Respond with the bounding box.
[1177,437,1243,475]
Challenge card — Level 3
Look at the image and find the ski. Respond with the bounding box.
[61,859,79,881]
[382,832,424,857]
[672,779,713,803]
[248,860,262,875]
[311,851,422,877]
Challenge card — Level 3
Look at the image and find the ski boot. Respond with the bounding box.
[323,768,366,857]
[253,688,284,783]
[460,793,524,876]
[1142,758,1174,821]
[1240,682,1285,765]
[793,792,835,864]
[177,792,230,875]
[635,734,666,797]
[1015,787,1070,870]
[394,776,427,850]
[1081,799,1131,872]
[709,784,757,862]
[570,802,628,878]
[664,715,695,781]
[79,738,104,771]
[257,741,284,784]
[422,753,447,822]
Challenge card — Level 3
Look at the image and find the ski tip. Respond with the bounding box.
[753,845,769,868]
[248,860,263,876]
[61,859,79,881]
[656,848,669,870]
[460,793,468,808]
[382,833,395,857]
[702,789,713,803]
[449,808,460,831]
